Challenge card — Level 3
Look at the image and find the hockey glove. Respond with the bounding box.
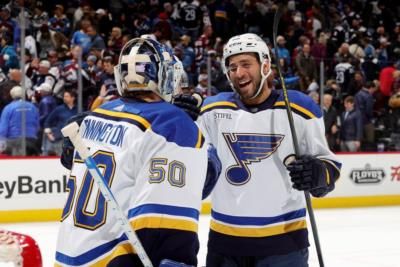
[172,93,203,121]
[286,155,330,197]
[202,144,222,199]
[60,112,91,170]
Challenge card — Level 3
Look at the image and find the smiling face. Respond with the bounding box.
[227,53,270,104]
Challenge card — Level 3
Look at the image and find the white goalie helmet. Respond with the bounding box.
[115,37,183,102]
[222,33,272,99]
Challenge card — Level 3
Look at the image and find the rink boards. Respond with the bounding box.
[0,153,400,223]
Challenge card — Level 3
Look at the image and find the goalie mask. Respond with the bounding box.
[222,33,271,99]
[115,37,183,102]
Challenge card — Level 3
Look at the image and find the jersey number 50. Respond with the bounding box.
[61,150,116,230]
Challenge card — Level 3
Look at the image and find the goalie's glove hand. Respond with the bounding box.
[286,155,328,193]
[61,112,91,170]
[172,93,203,121]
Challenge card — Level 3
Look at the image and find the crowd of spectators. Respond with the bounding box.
[0,0,400,156]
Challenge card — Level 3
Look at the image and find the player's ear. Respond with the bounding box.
[262,60,270,76]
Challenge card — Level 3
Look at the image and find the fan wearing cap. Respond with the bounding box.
[195,33,341,266]
[35,83,57,130]
[0,86,40,155]
[194,73,217,97]
[32,60,56,92]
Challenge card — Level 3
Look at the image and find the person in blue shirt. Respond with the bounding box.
[43,89,77,155]
[0,86,40,155]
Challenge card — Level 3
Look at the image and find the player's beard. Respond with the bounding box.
[235,75,262,100]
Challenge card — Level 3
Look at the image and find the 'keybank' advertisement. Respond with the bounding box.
[0,153,400,222]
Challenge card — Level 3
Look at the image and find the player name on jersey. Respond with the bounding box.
[82,118,127,147]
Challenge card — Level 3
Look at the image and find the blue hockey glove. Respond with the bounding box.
[286,155,330,196]
[60,112,91,170]
[202,144,222,199]
[172,93,203,120]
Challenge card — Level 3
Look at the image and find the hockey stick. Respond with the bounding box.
[61,122,154,267]
[272,5,325,267]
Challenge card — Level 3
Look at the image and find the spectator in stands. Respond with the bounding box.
[107,26,123,54]
[388,89,400,151]
[0,69,31,112]
[311,31,328,67]
[37,24,56,58]
[70,18,92,55]
[334,43,354,65]
[32,60,56,92]
[0,6,18,37]
[86,25,106,53]
[355,81,378,150]
[95,9,112,40]
[273,35,291,66]
[195,73,217,97]
[176,0,203,42]
[323,93,339,151]
[90,83,119,111]
[379,63,400,102]
[31,2,48,36]
[0,34,18,74]
[339,96,363,152]
[208,0,238,40]
[195,25,213,69]
[347,70,365,96]
[0,86,40,156]
[243,0,263,35]
[377,36,392,69]
[43,89,77,156]
[48,4,71,36]
[295,43,318,92]
[175,35,196,81]
[334,56,355,99]
[361,54,380,82]
[61,46,85,89]
[308,90,320,104]
[36,83,57,130]
[83,54,99,86]
[361,35,376,59]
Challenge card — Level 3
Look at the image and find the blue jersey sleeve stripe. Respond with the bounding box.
[211,208,306,226]
[128,203,200,220]
[93,108,151,130]
[55,234,128,265]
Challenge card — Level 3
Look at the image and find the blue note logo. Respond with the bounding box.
[223,133,284,185]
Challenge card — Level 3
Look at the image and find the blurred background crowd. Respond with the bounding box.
[0,0,400,156]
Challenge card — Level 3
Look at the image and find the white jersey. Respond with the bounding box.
[55,98,208,266]
[197,90,341,256]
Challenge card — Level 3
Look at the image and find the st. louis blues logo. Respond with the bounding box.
[223,133,284,185]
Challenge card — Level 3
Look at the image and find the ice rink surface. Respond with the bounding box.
[1,206,399,267]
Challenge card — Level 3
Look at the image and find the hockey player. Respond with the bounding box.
[55,37,220,266]
[195,33,342,266]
